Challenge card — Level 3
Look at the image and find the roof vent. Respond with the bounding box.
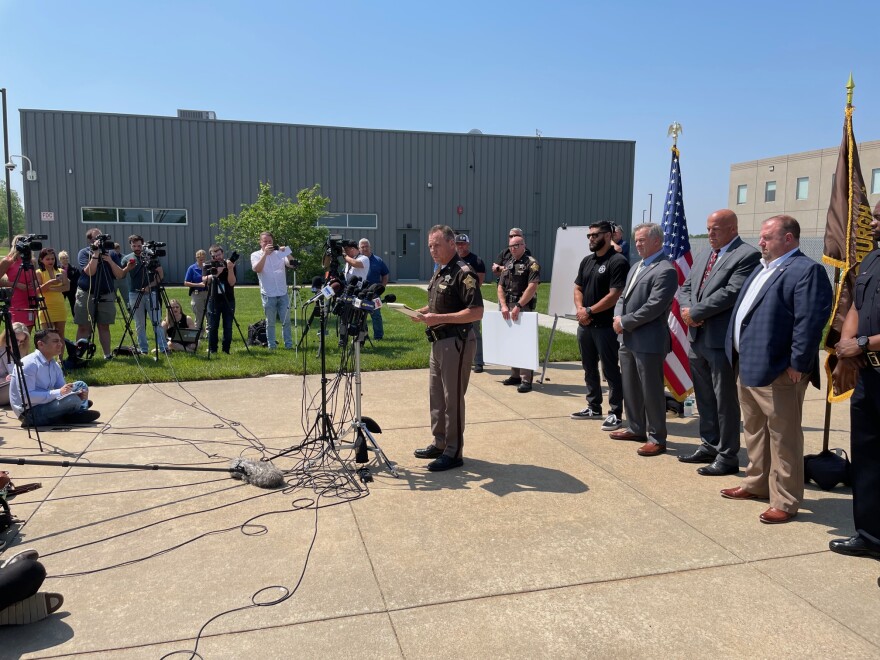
[177,109,217,120]
[467,128,483,134]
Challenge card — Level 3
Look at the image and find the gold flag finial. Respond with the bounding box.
[846,73,855,106]
[667,121,682,147]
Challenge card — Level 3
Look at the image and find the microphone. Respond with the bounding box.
[229,459,285,489]
[304,277,342,305]
[310,275,323,293]
[382,293,397,303]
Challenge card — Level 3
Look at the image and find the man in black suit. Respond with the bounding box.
[829,201,880,558]
[677,209,760,476]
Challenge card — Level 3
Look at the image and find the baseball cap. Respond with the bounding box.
[455,233,470,243]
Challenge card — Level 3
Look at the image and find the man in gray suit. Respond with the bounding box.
[610,223,678,456]
[677,210,760,476]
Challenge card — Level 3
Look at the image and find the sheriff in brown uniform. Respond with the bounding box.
[498,233,541,392]
[413,225,484,471]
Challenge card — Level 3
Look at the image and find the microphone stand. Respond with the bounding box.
[337,310,398,479]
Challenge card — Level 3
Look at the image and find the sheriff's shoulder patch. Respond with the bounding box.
[463,274,477,290]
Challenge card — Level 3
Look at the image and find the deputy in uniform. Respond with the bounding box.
[829,201,880,559]
[413,225,484,471]
[498,233,540,392]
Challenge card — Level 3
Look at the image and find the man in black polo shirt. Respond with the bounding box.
[455,233,486,372]
[571,221,630,430]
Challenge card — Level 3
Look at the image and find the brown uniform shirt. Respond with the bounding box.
[428,258,483,330]
[499,254,540,310]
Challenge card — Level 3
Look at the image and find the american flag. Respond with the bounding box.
[660,146,693,400]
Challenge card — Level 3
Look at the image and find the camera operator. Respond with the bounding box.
[75,228,133,360]
[123,234,167,354]
[250,231,293,350]
[342,240,370,284]
[204,244,237,355]
[1,235,39,329]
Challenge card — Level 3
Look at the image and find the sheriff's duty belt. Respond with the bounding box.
[868,350,880,368]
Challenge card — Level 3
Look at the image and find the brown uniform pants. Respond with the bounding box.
[429,331,477,459]
[738,371,810,513]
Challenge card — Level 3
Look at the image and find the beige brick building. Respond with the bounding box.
[728,139,880,238]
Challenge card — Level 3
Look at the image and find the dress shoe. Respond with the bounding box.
[829,535,880,558]
[501,376,522,386]
[517,382,532,393]
[696,460,739,476]
[474,364,484,373]
[677,449,716,464]
[637,442,666,456]
[413,445,443,459]
[427,455,464,471]
[609,429,645,441]
[759,507,795,524]
[720,486,761,500]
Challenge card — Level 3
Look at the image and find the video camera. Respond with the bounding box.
[15,233,48,262]
[90,233,115,253]
[323,234,355,278]
[0,287,12,304]
[141,240,167,260]
[205,250,240,276]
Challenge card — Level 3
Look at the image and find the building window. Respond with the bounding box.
[81,207,188,225]
[317,213,378,230]
[796,177,809,200]
[872,169,880,195]
[764,181,776,203]
[736,185,747,204]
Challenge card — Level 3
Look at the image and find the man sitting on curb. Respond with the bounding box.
[10,328,101,427]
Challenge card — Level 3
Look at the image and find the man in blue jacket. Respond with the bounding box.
[722,215,832,524]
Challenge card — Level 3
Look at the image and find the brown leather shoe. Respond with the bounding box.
[636,442,666,456]
[609,429,645,441]
[759,507,795,524]
[720,486,760,500]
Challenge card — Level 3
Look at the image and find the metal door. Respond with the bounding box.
[396,229,421,280]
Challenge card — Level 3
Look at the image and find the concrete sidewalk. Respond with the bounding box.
[0,362,876,659]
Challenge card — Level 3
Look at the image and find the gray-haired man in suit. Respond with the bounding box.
[610,223,678,456]
[677,210,760,476]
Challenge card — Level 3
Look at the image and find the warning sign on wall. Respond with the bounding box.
[40,211,55,222]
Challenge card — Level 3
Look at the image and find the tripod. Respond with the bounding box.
[269,297,365,490]
[9,257,51,332]
[204,272,250,357]
[115,261,170,361]
[78,249,121,361]
[338,319,398,478]
[1,301,43,451]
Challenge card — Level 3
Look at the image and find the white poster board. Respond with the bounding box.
[547,226,592,318]
[482,310,539,371]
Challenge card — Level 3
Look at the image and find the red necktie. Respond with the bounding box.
[699,250,719,292]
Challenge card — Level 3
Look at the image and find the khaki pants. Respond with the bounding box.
[428,331,476,459]
[738,371,810,513]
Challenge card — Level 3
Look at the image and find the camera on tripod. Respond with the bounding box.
[0,288,12,304]
[204,250,240,275]
[141,241,167,259]
[15,233,48,262]
[90,233,115,253]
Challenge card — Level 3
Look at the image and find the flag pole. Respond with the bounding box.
[821,75,854,452]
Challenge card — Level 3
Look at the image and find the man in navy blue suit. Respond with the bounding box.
[722,215,832,524]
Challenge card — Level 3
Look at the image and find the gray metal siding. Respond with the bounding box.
[19,110,635,281]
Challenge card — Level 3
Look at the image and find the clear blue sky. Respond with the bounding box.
[2,0,878,229]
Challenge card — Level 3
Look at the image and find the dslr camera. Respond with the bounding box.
[205,250,240,275]
[90,233,115,253]
[15,233,48,262]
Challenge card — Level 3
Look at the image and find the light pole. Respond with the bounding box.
[1,87,11,247]
[642,209,647,221]
[648,193,653,223]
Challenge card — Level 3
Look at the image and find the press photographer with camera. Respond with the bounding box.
[203,244,238,354]
[250,231,293,350]
[123,234,167,355]
[75,228,134,360]
[0,234,51,330]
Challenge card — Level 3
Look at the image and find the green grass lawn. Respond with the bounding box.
[61,283,579,386]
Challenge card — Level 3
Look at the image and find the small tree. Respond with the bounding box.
[0,183,26,244]
[213,182,330,281]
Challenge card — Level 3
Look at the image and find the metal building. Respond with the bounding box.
[18,109,635,282]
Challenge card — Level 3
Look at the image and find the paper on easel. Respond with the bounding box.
[482,310,539,371]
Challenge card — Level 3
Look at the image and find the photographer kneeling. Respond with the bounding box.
[10,328,100,427]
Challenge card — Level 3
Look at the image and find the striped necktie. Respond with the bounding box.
[699,250,719,293]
